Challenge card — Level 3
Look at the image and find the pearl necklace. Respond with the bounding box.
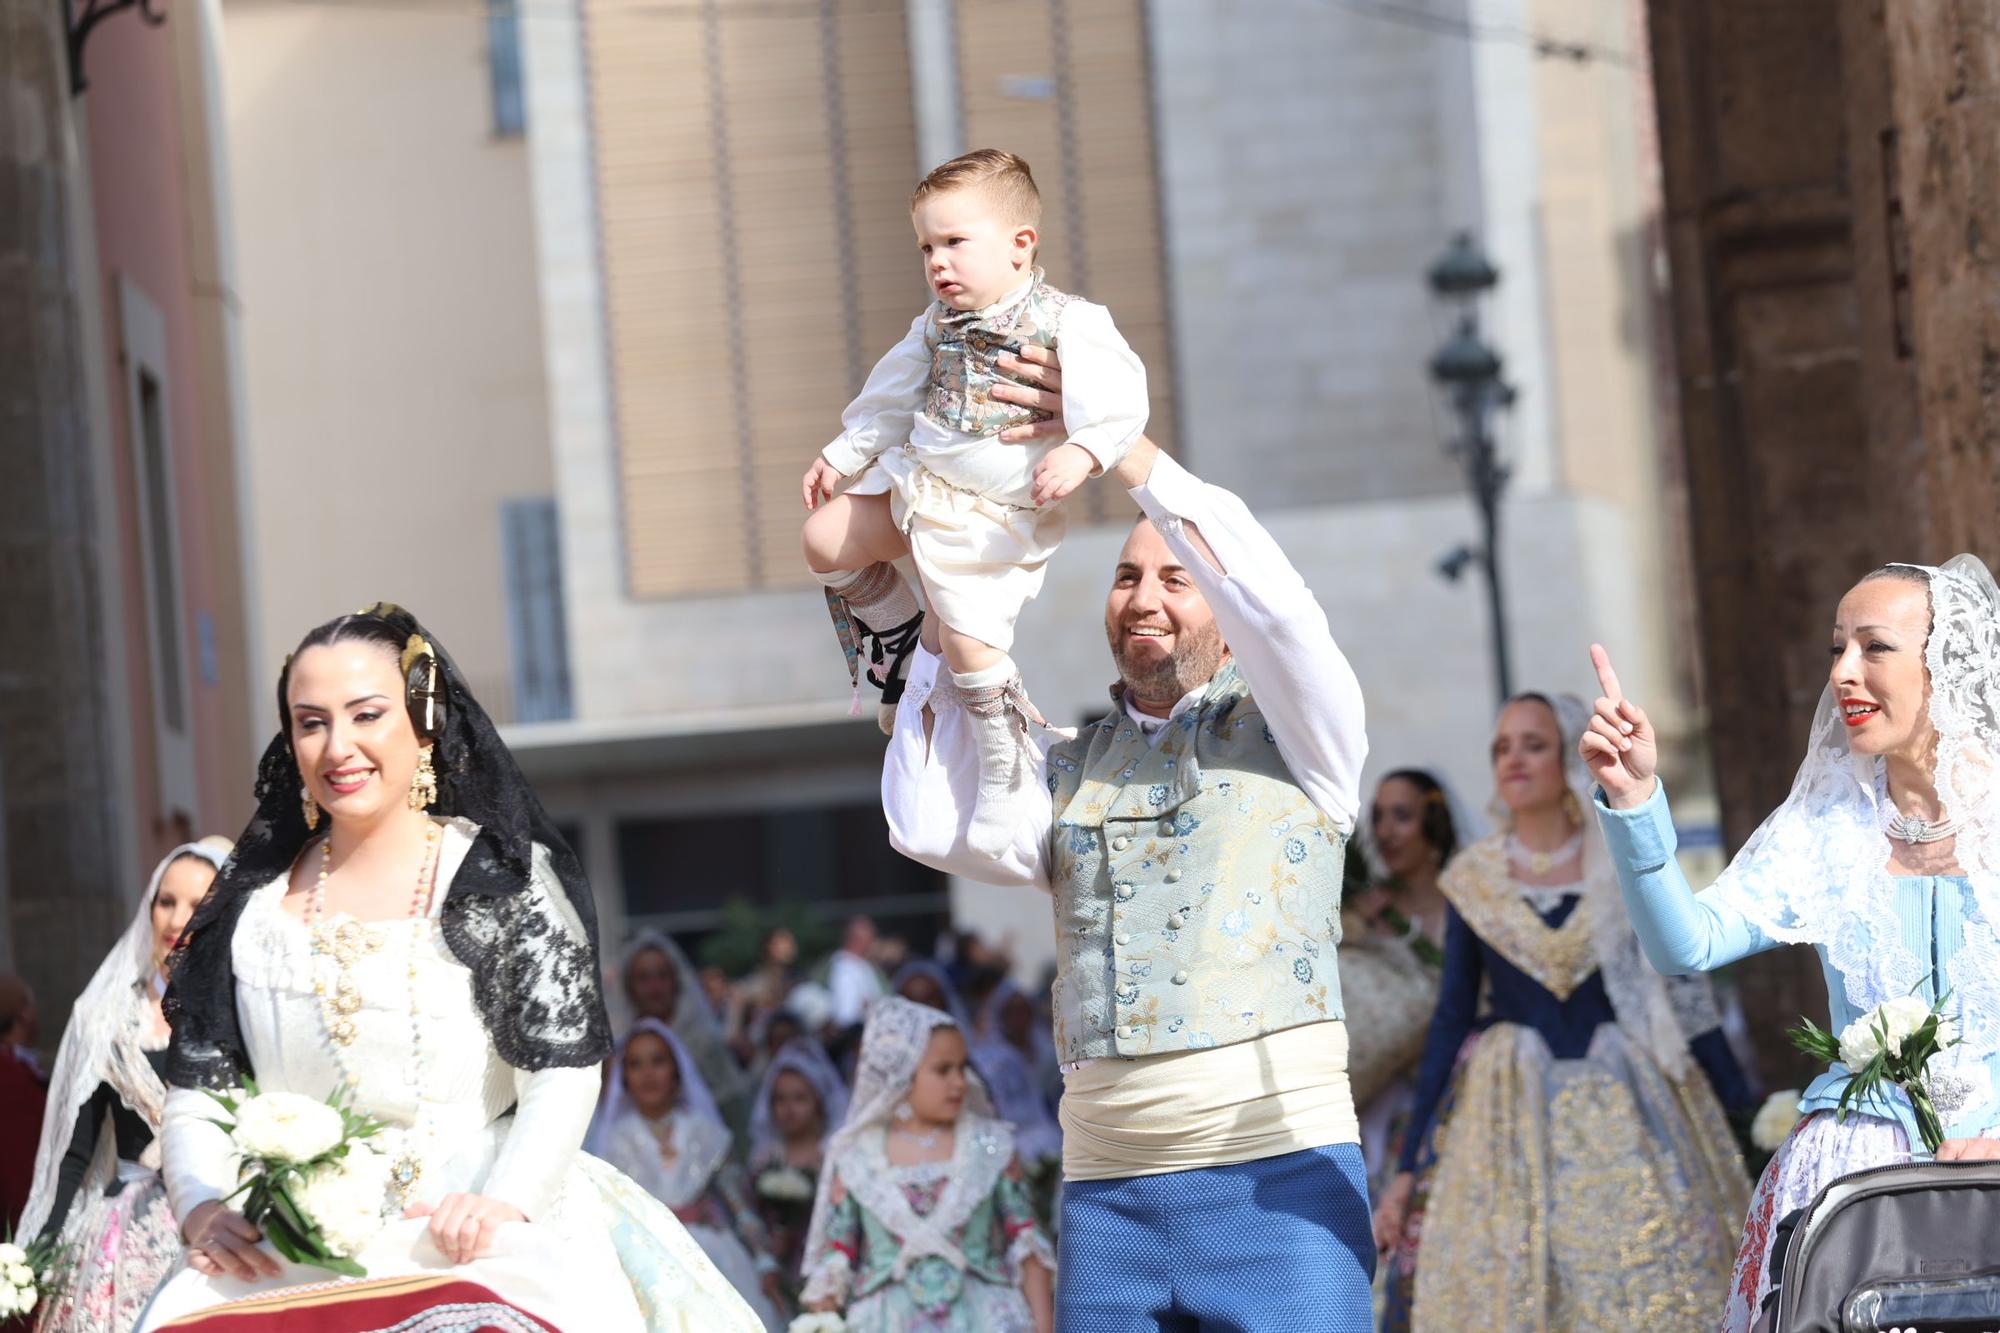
[1505,828,1583,877]
[305,820,441,1206]
[1885,808,1962,845]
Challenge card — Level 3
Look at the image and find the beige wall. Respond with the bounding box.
[1527,0,1694,738]
[222,0,553,720]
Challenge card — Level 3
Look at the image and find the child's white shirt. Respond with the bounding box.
[821,273,1148,510]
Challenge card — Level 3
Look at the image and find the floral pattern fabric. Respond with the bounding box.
[807,1150,1048,1333]
[32,1173,180,1333]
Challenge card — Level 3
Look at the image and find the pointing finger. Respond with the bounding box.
[1589,642,1625,704]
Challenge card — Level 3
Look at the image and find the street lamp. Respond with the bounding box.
[1426,232,1515,705]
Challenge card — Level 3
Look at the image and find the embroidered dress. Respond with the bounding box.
[1402,840,1748,1331]
[600,1111,783,1331]
[822,269,1146,651]
[139,824,761,1333]
[22,843,230,1333]
[799,999,1052,1333]
[803,1126,1049,1333]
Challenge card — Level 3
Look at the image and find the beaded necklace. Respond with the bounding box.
[305,819,441,1206]
[1504,827,1583,878]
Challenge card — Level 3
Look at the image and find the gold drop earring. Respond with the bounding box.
[301,786,320,831]
[408,746,438,811]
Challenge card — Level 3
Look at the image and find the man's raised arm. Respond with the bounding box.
[1116,440,1368,830]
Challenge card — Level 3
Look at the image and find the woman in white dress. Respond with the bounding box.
[21,839,229,1333]
[140,604,758,1333]
[590,1021,785,1329]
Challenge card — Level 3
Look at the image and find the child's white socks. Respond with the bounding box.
[954,658,1043,859]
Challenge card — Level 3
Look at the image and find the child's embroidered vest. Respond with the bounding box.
[1045,663,1348,1062]
[924,272,1071,436]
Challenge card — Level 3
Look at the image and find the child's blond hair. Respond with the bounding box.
[911,149,1042,236]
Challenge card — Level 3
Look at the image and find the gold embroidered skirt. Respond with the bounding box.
[1412,1022,1747,1331]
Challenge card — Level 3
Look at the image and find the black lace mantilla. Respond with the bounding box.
[164,607,611,1089]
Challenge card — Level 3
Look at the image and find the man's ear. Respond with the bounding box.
[1014,224,1039,262]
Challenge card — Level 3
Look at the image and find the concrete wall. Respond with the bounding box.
[222,0,553,722]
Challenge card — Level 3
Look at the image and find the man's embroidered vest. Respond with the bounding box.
[1045,663,1348,1062]
[924,272,1071,436]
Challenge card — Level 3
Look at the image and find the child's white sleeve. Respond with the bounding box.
[1056,301,1149,473]
[822,312,930,476]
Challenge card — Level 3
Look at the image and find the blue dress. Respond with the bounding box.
[1597,780,2000,1147]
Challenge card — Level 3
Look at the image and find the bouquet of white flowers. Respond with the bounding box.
[787,1313,848,1333]
[756,1166,817,1204]
[0,1235,64,1320]
[205,1079,389,1276]
[1791,990,1962,1153]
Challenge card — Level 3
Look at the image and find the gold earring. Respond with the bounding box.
[301,786,320,831]
[1562,789,1583,827]
[408,747,438,811]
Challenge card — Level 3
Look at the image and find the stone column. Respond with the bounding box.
[0,2,130,1024]
[1884,1,2000,554]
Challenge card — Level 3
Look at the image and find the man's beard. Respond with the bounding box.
[1109,620,1228,709]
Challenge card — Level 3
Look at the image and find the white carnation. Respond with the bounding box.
[0,1243,23,1266]
[14,1284,33,1314]
[787,1314,847,1333]
[295,1144,389,1258]
[1877,996,1932,1052]
[1837,1013,1882,1068]
[1750,1090,1803,1152]
[0,1283,18,1317]
[1840,997,1943,1069]
[232,1091,345,1164]
[4,1263,29,1288]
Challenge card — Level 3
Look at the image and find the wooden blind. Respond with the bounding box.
[956,0,1177,521]
[584,0,921,597]
[583,0,1169,593]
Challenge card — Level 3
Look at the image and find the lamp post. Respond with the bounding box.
[1426,232,1515,705]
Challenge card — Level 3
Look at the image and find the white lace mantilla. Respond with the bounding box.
[1701,556,2000,1121]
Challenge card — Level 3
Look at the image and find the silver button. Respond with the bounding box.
[1159,820,1177,836]
[1114,932,1131,946]
[1111,836,1131,852]
[1166,912,1185,930]
[1165,867,1182,884]
[1116,1025,1133,1040]
[1172,970,1188,985]
[1114,883,1135,901]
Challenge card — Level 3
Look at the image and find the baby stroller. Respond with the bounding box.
[1753,1159,2000,1332]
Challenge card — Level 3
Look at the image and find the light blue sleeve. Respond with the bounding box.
[1593,780,1777,973]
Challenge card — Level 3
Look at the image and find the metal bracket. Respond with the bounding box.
[64,0,166,96]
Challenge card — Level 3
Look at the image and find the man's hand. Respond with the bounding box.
[405,1192,525,1264]
[801,457,846,511]
[993,346,1064,442]
[1031,442,1095,506]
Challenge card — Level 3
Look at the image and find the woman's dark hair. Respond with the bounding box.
[1377,767,1459,865]
[278,612,443,743]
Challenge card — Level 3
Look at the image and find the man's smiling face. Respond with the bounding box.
[1105,519,1228,716]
